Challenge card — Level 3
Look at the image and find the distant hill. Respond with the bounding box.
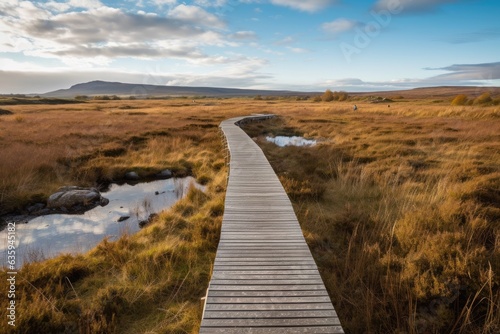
[351,86,500,99]
[41,81,500,99]
[42,81,307,98]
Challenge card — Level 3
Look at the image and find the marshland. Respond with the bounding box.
[0,94,499,333]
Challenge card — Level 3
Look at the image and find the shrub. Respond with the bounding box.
[93,95,110,100]
[451,94,468,106]
[322,89,334,102]
[474,92,492,105]
[333,91,349,101]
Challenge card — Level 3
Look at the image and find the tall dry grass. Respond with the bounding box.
[0,98,235,333]
[242,104,499,333]
[0,99,242,214]
[0,185,225,333]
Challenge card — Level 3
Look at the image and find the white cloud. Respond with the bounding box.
[373,0,460,14]
[287,47,309,53]
[270,0,338,12]
[68,0,103,9]
[153,57,271,87]
[322,18,360,36]
[274,36,294,45]
[426,62,500,81]
[229,31,257,40]
[151,0,177,8]
[0,2,233,64]
[43,1,71,12]
[168,4,225,29]
[0,53,272,93]
[320,62,500,91]
[0,58,49,72]
[41,0,104,12]
[195,0,227,7]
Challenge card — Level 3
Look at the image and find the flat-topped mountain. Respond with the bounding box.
[42,80,302,98]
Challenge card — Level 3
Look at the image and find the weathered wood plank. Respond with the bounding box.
[208,284,328,291]
[207,290,329,297]
[201,318,341,327]
[213,265,319,270]
[203,309,336,319]
[206,296,333,304]
[204,303,335,311]
[200,326,345,334]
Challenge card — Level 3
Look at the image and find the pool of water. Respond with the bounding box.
[1,177,201,268]
[266,135,317,147]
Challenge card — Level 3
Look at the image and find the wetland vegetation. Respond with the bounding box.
[0,95,498,333]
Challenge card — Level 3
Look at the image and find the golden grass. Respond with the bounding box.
[0,97,499,333]
[0,186,223,333]
[0,99,242,214]
[241,102,499,333]
[0,98,237,333]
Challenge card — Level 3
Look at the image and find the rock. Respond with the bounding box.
[38,208,51,215]
[117,215,130,222]
[0,109,13,115]
[0,215,31,230]
[139,213,158,228]
[125,171,140,180]
[156,169,173,179]
[27,203,46,214]
[47,186,108,210]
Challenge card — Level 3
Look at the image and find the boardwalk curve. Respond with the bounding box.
[200,115,344,333]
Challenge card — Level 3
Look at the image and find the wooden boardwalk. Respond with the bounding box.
[200,115,343,333]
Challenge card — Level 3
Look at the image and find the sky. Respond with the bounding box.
[0,0,499,94]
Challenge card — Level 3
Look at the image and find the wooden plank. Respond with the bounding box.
[206,296,332,304]
[214,261,317,267]
[208,279,326,285]
[213,266,319,270]
[212,270,320,276]
[208,290,329,297]
[203,309,336,319]
[201,318,341,327]
[204,303,335,311]
[208,284,328,291]
[200,326,345,334]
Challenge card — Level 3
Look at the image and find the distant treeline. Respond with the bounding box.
[0,97,81,105]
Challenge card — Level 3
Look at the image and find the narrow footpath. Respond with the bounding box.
[200,115,344,333]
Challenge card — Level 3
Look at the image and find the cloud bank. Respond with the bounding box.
[321,62,500,91]
[1,2,229,63]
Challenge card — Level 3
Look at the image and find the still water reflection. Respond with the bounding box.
[1,177,201,268]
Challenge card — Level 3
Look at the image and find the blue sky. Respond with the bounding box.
[0,0,499,93]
